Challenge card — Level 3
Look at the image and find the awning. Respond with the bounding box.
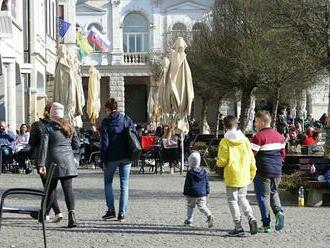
[0,15,12,38]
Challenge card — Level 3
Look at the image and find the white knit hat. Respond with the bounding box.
[188,151,201,168]
[50,102,64,122]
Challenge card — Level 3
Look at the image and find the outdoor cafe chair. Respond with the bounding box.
[0,162,57,248]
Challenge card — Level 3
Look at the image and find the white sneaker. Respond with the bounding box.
[45,215,50,222]
[52,213,63,223]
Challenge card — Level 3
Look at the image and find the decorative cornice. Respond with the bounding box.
[111,0,120,7]
[80,64,152,77]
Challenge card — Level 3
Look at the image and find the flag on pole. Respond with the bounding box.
[87,26,111,52]
[76,32,94,58]
[59,19,71,38]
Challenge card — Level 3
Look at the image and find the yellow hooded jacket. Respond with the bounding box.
[216,129,256,188]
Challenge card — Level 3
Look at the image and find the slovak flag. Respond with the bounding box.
[87,27,111,52]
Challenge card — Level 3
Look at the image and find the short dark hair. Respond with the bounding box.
[255,110,272,124]
[224,115,237,130]
[105,97,118,111]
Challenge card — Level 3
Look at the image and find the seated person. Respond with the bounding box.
[319,113,328,127]
[161,125,179,173]
[303,127,316,146]
[162,125,178,148]
[85,125,101,162]
[286,128,301,153]
[295,122,306,145]
[0,121,16,168]
[310,131,324,153]
[13,123,32,174]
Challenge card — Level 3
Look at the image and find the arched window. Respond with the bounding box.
[169,22,188,46]
[87,22,103,33]
[192,22,208,40]
[172,22,187,31]
[123,13,149,53]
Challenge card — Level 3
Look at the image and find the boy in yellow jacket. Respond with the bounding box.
[217,115,258,235]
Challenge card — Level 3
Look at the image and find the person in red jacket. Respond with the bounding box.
[303,127,316,146]
[251,111,285,233]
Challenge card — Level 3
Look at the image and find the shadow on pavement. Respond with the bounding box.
[46,221,244,238]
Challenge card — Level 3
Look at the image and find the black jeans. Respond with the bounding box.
[13,149,30,169]
[47,177,75,212]
[40,175,61,215]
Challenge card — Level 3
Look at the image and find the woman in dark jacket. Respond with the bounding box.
[101,98,136,222]
[29,102,63,223]
[38,102,79,228]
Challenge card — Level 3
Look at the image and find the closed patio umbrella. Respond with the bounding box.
[158,57,171,122]
[165,37,194,173]
[54,45,84,127]
[87,65,101,125]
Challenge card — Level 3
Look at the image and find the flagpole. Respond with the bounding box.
[56,0,59,51]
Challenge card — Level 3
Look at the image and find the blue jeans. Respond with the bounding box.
[254,175,283,226]
[104,159,131,214]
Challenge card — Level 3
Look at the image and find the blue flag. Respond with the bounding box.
[59,19,71,38]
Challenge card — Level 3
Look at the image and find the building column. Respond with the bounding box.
[0,65,7,121]
[62,0,76,55]
[16,74,25,125]
[110,1,123,65]
[7,62,16,129]
[152,2,162,54]
[109,73,125,112]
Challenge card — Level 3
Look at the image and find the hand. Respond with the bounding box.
[38,166,47,176]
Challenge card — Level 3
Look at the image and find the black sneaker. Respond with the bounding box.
[249,218,258,235]
[117,213,125,222]
[30,211,39,220]
[228,227,245,236]
[102,209,116,220]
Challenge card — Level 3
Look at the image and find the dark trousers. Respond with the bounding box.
[1,146,12,165]
[13,149,30,169]
[40,175,61,215]
[47,177,75,212]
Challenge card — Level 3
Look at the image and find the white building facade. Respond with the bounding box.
[76,0,214,124]
[0,0,76,128]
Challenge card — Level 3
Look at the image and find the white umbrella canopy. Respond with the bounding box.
[161,37,194,173]
[167,37,194,134]
[87,65,101,125]
[158,57,171,117]
[54,45,84,127]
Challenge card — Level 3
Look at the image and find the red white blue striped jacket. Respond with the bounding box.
[251,127,286,177]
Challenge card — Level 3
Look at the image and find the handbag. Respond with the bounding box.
[124,115,142,160]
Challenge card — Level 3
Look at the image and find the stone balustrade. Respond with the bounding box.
[123,52,149,64]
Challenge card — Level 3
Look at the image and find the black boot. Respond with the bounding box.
[68,211,77,228]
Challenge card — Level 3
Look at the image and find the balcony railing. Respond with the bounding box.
[123,52,149,64]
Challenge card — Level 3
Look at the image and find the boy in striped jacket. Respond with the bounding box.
[252,111,285,233]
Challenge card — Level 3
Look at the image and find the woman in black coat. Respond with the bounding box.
[38,102,79,228]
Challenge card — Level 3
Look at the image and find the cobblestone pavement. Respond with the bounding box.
[0,168,329,248]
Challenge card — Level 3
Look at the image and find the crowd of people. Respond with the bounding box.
[3,98,324,235]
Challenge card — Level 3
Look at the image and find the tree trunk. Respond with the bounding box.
[215,98,222,139]
[271,88,280,128]
[200,97,210,134]
[324,67,330,156]
[324,2,330,156]
[306,87,313,117]
[239,86,255,134]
